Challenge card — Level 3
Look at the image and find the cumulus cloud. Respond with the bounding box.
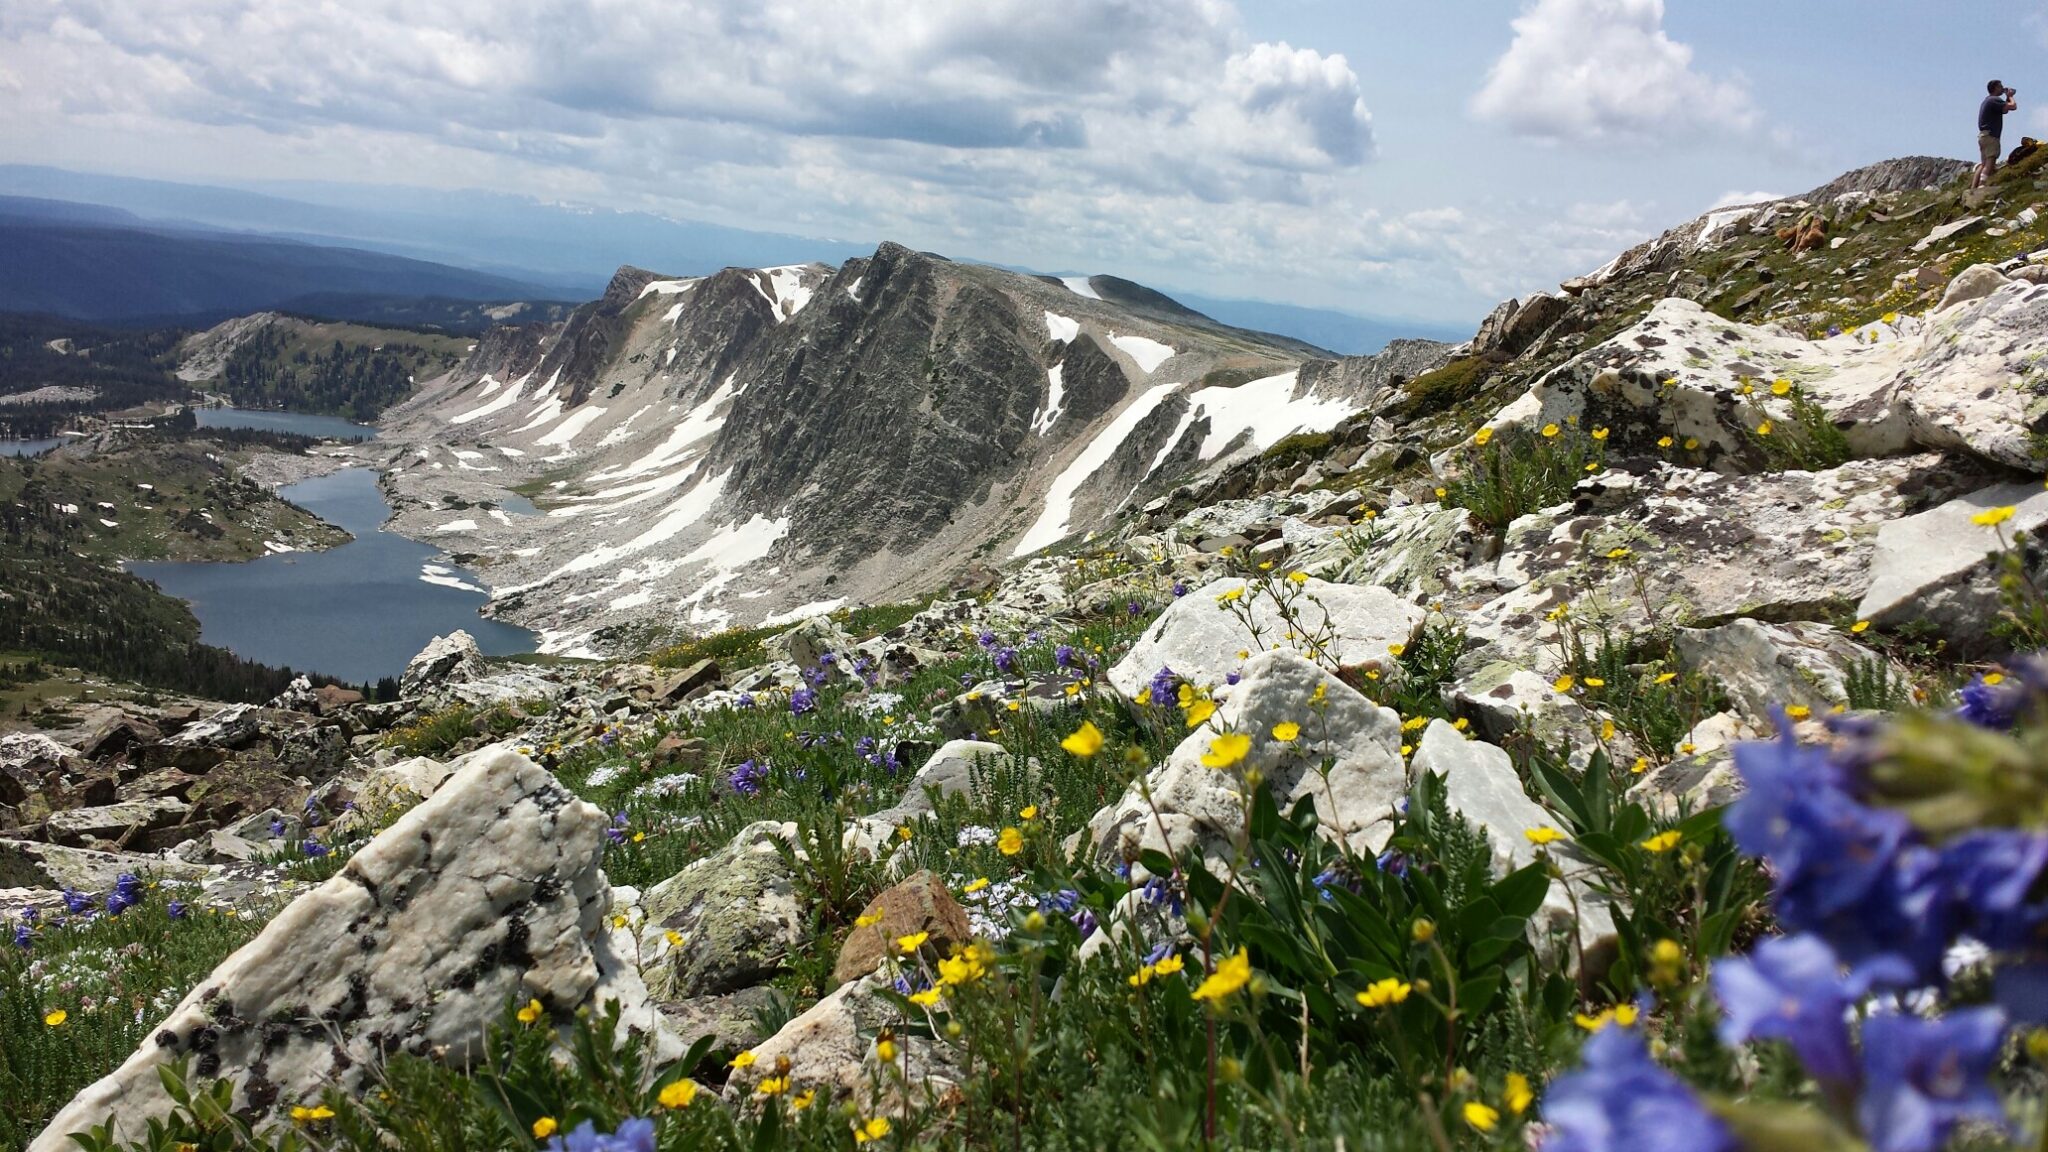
[0,0,1644,322]
[1470,0,1757,143]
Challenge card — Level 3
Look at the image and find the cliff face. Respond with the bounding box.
[378,241,1394,654]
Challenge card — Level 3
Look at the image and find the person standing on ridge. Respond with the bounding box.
[1976,79,2019,188]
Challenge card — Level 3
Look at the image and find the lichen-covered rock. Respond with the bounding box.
[637,821,808,999]
[1627,747,1743,820]
[1108,576,1424,700]
[832,871,973,986]
[1287,503,1483,599]
[30,748,662,1152]
[1895,280,2048,469]
[1856,479,2048,655]
[1672,619,1896,720]
[1454,454,1989,677]
[1083,649,1406,870]
[1409,721,1616,953]
[1485,286,2048,473]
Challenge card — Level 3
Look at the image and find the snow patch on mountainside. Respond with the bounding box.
[450,373,525,425]
[1109,333,1175,374]
[1014,381,1182,557]
[1061,276,1101,300]
[536,405,607,448]
[1031,365,1066,436]
[761,598,847,627]
[1045,311,1079,343]
[754,266,816,322]
[1186,370,1354,459]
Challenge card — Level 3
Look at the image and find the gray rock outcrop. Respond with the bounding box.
[31,749,663,1151]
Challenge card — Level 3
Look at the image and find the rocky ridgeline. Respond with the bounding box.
[18,155,2048,1147]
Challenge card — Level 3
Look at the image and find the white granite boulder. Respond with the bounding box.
[1856,479,2048,654]
[1083,649,1408,871]
[398,630,487,700]
[32,748,665,1152]
[1108,576,1425,699]
[1409,721,1617,953]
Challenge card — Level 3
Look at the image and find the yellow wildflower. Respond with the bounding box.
[1191,949,1252,1003]
[1785,704,1812,720]
[1655,671,1677,684]
[1474,427,1495,446]
[43,1009,66,1027]
[1591,427,1610,441]
[516,999,544,1025]
[1541,423,1561,438]
[757,1075,791,1097]
[875,1033,898,1062]
[1505,1072,1534,1115]
[792,1089,817,1110]
[1986,672,2007,686]
[1412,918,1436,943]
[1772,380,1792,396]
[855,912,883,928]
[291,1106,336,1124]
[1551,674,1575,693]
[1756,420,1773,436]
[1218,586,1246,603]
[730,1050,758,1069]
[1851,620,1871,634]
[1524,827,1566,846]
[533,1117,559,1138]
[1973,505,2017,527]
[1288,570,1310,584]
[1583,676,1605,688]
[659,1079,699,1109]
[1184,698,1218,728]
[1657,435,1674,448]
[1061,721,1104,757]
[909,987,943,1007]
[897,931,929,954]
[1201,732,1252,769]
[1464,1102,1501,1133]
[665,929,685,948]
[855,1117,892,1144]
[1356,977,1412,1008]
[1640,830,1683,853]
[1683,437,1700,450]
[998,827,1024,855]
[1271,721,1301,743]
[1632,756,1649,774]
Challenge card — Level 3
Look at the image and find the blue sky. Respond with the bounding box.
[0,1,2036,325]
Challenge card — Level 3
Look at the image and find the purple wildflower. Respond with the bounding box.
[1172,581,1188,597]
[1145,666,1178,707]
[1542,1027,1735,1152]
[1054,644,1076,668]
[303,839,329,858]
[167,899,188,920]
[977,630,998,650]
[1712,933,1907,1087]
[62,888,92,915]
[1858,1009,2008,1152]
[995,647,1019,674]
[789,687,817,715]
[545,1117,656,1152]
[730,759,770,796]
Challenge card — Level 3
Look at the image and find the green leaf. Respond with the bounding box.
[1489,863,1551,920]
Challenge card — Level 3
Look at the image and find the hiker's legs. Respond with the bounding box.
[1978,133,2001,187]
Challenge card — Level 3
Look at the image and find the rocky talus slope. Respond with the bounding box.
[11,153,2048,1149]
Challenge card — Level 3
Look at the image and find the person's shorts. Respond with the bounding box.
[1982,132,2002,164]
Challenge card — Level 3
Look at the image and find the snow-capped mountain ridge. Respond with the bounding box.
[378,242,1441,654]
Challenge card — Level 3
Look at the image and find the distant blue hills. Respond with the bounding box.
[0,165,1470,352]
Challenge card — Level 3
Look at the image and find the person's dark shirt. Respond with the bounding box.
[1982,95,2010,136]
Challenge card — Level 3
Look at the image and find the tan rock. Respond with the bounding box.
[831,870,972,987]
